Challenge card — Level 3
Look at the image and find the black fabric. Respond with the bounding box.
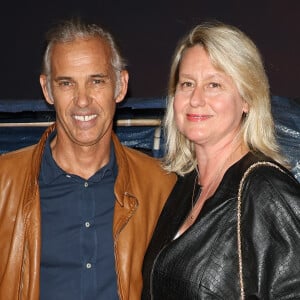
[142,152,300,299]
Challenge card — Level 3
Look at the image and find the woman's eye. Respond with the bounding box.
[178,81,194,91]
[209,82,221,88]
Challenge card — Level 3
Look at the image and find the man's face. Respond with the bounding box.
[40,37,128,148]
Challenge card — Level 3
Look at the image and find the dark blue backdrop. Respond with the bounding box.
[0,96,299,181]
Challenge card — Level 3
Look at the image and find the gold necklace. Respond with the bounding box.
[189,174,200,221]
[177,140,249,236]
[189,139,247,223]
[176,166,226,236]
[188,171,222,222]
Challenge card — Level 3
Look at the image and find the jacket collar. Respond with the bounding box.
[111,132,134,206]
[40,128,117,184]
[35,125,127,207]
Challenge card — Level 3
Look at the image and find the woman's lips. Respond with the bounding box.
[186,113,212,121]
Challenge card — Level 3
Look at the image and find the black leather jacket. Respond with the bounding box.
[142,152,300,299]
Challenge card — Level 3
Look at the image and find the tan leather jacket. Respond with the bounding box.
[0,125,177,300]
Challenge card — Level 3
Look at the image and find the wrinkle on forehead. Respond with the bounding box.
[51,37,113,77]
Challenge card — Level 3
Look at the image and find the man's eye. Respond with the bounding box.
[58,81,72,87]
[93,79,106,85]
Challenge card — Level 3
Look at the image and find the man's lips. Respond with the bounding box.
[186,113,212,121]
[73,114,97,122]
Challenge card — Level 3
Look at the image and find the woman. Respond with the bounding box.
[142,21,300,299]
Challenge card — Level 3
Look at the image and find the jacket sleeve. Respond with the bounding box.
[241,166,300,299]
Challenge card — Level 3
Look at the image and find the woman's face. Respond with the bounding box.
[174,45,248,148]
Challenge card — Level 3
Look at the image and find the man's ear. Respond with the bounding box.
[115,70,129,104]
[40,74,54,105]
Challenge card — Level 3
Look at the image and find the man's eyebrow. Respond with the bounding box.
[91,74,109,78]
[53,74,110,81]
[54,76,72,81]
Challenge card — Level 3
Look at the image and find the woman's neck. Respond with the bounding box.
[175,140,249,238]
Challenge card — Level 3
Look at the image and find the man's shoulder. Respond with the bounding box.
[1,144,36,158]
[121,145,161,167]
[112,134,177,183]
[0,144,36,167]
[120,145,176,179]
[123,145,155,158]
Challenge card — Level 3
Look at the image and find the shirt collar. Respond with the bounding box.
[40,130,117,184]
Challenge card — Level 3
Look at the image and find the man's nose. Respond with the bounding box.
[73,86,91,107]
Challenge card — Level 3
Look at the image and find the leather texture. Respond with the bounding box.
[0,124,177,300]
[142,152,300,299]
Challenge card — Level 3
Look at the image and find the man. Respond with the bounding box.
[0,19,176,300]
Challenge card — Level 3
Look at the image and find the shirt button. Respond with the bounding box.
[85,221,90,228]
[86,263,92,269]
[84,182,88,188]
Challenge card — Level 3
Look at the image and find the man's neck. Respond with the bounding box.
[50,136,111,180]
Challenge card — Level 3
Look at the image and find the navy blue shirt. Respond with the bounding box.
[39,131,119,300]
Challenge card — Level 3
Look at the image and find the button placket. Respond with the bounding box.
[86,263,92,269]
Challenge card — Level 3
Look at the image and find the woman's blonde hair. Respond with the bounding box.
[163,21,287,175]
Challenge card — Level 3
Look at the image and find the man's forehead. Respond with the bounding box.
[51,37,111,60]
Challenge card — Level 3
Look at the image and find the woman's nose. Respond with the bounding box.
[190,86,206,107]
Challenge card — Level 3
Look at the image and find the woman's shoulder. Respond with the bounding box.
[231,151,298,186]
[240,156,300,222]
[242,158,299,195]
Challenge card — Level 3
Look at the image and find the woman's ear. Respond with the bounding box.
[40,74,54,105]
[242,100,249,114]
[115,70,129,104]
